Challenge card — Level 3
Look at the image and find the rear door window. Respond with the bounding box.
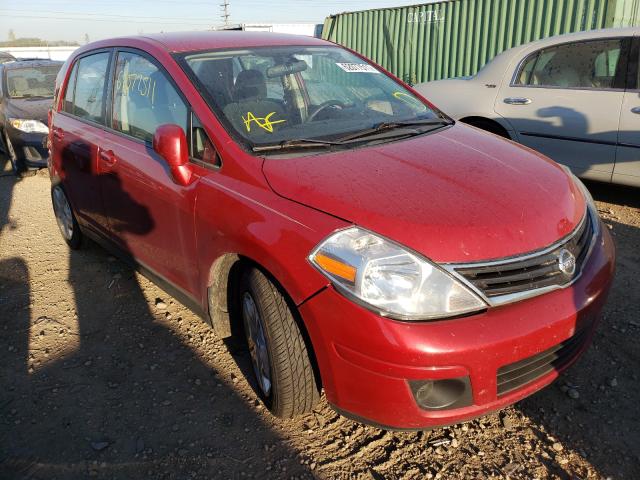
[71,52,110,124]
[515,38,626,90]
[111,51,187,143]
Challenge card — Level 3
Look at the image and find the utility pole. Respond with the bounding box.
[220,0,231,26]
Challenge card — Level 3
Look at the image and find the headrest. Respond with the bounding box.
[234,69,267,101]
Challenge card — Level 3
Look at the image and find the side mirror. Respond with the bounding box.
[153,124,192,186]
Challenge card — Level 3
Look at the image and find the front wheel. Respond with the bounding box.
[3,131,21,176]
[240,268,320,418]
[51,184,83,249]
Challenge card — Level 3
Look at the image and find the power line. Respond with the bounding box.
[0,8,215,22]
[1,13,215,26]
[220,0,231,26]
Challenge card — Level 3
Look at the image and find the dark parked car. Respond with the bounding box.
[0,59,62,175]
[0,52,16,64]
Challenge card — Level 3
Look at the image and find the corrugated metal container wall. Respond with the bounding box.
[322,0,640,84]
[607,0,640,26]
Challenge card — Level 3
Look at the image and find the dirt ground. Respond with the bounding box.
[0,164,638,480]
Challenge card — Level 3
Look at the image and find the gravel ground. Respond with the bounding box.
[0,165,638,480]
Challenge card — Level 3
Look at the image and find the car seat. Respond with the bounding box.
[7,77,29,97]
[223,69,287,137]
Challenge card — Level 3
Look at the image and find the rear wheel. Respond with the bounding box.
[51,184,83,249]
[239,267,320,418]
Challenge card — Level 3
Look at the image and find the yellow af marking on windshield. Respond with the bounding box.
[392,91,427,111]
[243,111,286,133]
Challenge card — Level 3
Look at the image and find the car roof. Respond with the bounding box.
[511,26,637,55]
[508,27,637,59]
[473,26,639,81]
[89,31,331,54]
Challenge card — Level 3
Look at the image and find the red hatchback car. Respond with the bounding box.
[49,32,615,429]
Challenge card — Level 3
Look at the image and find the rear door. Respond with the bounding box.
[52,50,113,235]
[97,49,204,296]
[495,37,629,182]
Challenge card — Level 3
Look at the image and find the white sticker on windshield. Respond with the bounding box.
[335,63,380,73]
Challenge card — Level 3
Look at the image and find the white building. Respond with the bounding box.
[0,46,79,62]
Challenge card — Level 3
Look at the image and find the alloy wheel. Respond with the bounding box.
[242,291,272,396]
[52,186,74,241]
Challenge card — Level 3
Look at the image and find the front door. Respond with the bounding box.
[495,37,629,182]
[98,49,200,295]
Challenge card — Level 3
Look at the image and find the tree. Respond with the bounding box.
[8,29,16,42]
[84,33,90,44]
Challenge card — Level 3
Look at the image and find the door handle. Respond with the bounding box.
[504,97,532,105]
[631,106,640,114]
[98,148,117,168]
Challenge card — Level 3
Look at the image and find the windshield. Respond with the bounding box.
[182,46,445,149]
[6,65,61,98]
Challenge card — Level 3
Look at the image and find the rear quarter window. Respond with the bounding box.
[63,63,78,114]
[67,52,110,124]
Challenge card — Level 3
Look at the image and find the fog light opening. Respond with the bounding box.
[409,377,472,411]
[24,146,43,162]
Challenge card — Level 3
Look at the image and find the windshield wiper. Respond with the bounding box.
[252,138,342,152]
[252,118,453,152]
[336,118,452,143]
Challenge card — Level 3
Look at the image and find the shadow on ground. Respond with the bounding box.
[0,170,313,479]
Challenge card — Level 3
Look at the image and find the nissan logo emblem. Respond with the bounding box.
[558,248,576,275]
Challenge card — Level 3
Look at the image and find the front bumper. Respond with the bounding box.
[6,127,49,168]
[299,225,615,429]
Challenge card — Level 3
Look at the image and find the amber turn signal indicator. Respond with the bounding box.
[313,253,357,283]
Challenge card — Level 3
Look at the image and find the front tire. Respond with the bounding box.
[240,267,320,418]
[51,184,83,249]
[3,131,21,176]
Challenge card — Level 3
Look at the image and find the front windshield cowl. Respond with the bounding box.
[178,45,449,153]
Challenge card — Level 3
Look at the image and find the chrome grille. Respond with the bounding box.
[453,212,594,300]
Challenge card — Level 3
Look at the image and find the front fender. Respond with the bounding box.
[195,174,347,311]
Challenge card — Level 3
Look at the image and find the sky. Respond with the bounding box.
[0,0,431,43]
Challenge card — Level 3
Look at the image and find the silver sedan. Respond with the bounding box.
[415,27,640,187]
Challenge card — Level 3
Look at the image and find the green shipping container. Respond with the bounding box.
[322,0,640,84]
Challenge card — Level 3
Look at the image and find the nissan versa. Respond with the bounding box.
[48,32,615,429]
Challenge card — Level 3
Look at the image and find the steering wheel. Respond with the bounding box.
[306,100,346,123]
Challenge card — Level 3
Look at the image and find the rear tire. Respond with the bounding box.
[239,267,320,418]
[51,184,84,249]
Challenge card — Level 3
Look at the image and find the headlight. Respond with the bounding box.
[309,227,487,320]
[9,118,49,134]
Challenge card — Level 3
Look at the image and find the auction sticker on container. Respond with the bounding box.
[335,63,380,73]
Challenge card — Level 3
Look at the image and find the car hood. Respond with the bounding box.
[5,97,52,124]
[262,124,586,263]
